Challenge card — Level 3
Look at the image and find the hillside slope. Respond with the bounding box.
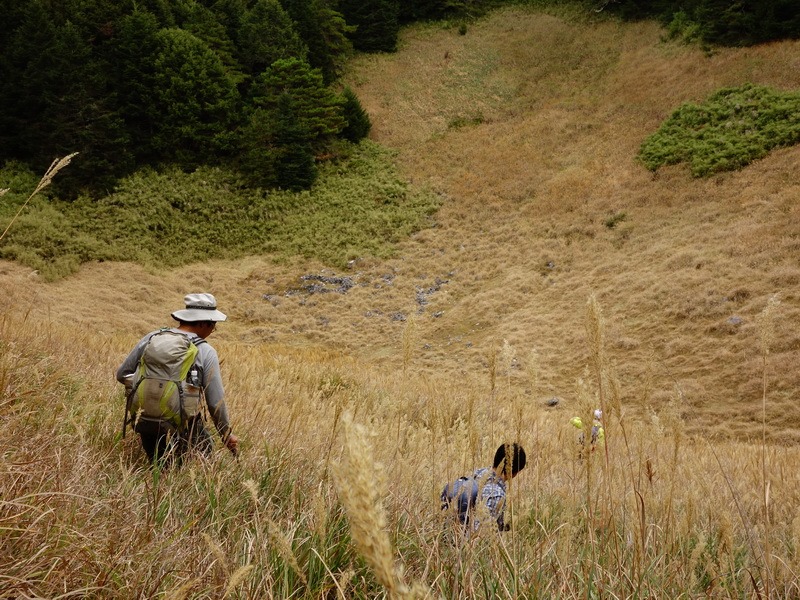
[2,7,799,440]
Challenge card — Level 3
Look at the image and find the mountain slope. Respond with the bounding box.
[2,7,799,440]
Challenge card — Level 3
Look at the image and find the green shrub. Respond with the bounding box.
[639,83,800,177]
[604,211,627,229]
[0,142,440,279]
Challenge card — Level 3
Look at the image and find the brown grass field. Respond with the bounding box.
[2,6,800,599]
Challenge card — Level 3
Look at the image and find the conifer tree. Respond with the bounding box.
[694,0,800,45]
[271,93,318,190]
[178,1,243,81]
[338,0,399,52]
[150,28,240,167]
[398,0,454,22]
[340,86,372,142]
[0,2,68,163]
[237,0,308,77]
[281,0,353,83]
[40,21,133,193]
[252,57,345,143]
[240,95,317,190]
[208,0,247,42]
[111,9,162,164]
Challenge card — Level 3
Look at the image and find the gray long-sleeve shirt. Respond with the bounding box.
[116,328,231,437]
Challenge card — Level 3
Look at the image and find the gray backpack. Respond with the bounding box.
[124,330,204,434]
[441,476,480,525]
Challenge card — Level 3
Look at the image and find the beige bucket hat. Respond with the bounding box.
[171,293,227,322]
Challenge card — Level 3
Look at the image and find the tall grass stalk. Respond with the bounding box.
[333,414,420,599]
[487,342,498,447]
[402,314,418,375]
[0,152,77,242]
[758,295,780,598]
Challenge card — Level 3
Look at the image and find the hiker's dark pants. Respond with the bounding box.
[138,416,213,466]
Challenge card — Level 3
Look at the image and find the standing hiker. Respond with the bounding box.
[441,442,527,535]
[117,293,239,464]
[570,409,604,457]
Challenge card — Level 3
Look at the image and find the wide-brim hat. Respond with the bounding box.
[171,293,227,322]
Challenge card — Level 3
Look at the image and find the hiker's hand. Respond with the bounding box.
[225,433,239,456]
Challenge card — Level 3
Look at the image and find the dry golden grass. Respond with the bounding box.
[3,283,800,597]
[2,7,800,597]
[5,9,796,438]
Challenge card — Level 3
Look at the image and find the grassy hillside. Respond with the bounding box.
[342,8,800,440]
[2,6,800,598]
[0,142,439,280]
[4,6,797,439]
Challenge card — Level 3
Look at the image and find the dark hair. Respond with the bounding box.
[176,319,215,328]
[493,442,526,478]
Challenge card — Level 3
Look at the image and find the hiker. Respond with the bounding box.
[116,293,239,465]
[570,409,604,456]
[441,442,527,534]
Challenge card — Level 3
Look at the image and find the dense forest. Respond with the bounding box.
[1,0,798,196]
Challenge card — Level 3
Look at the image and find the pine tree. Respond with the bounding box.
[694,0,800,45]
[208,0,248,42]
[338,0,399,53]
[178,1,243,82]
[150,28,241,167]
[272,93,317,190]
[252,57,345,143]
[398,0,454,22]
[111,9,162,164]
[281,0,353,83]
[240,107,279,187]
[40,20,133,194]
[240,96,317,190]
[340,86,372,142]
[237,0,308,77]
[0,2,58,162]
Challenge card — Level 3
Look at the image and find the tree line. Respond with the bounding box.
[0,0,386,195]
[599,0,800,46]
[1,0,797,196]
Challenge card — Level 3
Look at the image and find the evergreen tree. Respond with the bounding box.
[271,93,318,190]
[398,0,453,22]
[175,0,243,81]
[240,96,317,190]
[110,9,162,164]
[338,0,399,53]
[0,2,59,162]
[281,0,353,83]
[237,0,308,77]
[55,0,130,42]
[252,57,345,143]
[150,28,240,167]
[40,20,133,194]
[1,5,132,194]
[340,86,372,142]
[208,0,246,33]
[694,0,800,45]
[605,0,800,44]
[135,0,177,26]
[240,107,280,187]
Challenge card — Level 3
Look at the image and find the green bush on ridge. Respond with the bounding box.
[639,83,800,177]
[0,142,440,280]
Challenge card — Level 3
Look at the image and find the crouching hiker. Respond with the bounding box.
[117,293,239,466]
[570,409,604,458]
[441,442,527,537]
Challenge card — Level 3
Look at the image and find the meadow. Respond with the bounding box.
[2,5,800,598]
